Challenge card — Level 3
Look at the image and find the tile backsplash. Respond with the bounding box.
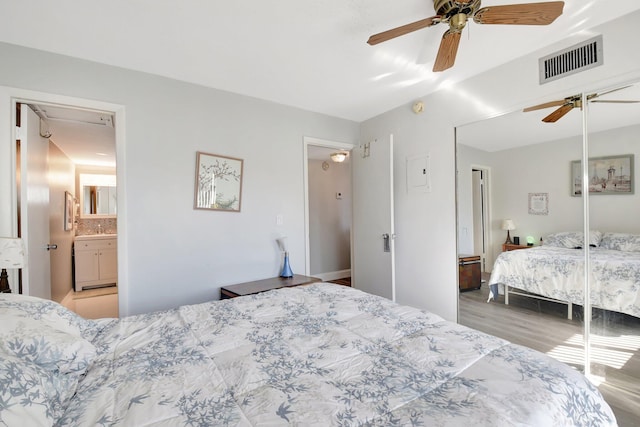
[76,218,117,236]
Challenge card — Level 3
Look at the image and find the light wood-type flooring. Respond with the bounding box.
[63,286,119,319]
[459,276,640,427]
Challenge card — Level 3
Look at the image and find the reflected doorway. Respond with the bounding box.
[471,167,490,272]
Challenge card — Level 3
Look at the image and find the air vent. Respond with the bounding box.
[539,35,603,84]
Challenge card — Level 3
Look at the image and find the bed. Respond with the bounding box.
[488,231,640,319]
[1,283,616,426]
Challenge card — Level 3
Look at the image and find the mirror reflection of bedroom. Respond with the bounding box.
[456,81,640,424]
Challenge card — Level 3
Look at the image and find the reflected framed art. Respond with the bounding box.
[571,154,633,196]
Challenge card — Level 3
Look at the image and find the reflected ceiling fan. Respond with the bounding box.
[367,0,564,72]
[523,86,640,123]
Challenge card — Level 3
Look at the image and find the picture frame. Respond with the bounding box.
[571,154,634,196]
[528,192,549,215]
[194,151,244,212]
[64,191,74,231]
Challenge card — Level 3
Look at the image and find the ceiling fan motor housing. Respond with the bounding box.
[433,0,481,19]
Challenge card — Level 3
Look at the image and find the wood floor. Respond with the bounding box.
[62,286,119,319]
[459,277,640,427]
[327,277,351,286]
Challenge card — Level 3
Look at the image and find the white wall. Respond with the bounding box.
[587,124,640,234]
[308,158,351,276]
[361,101,459,320]
[0,42,359,315]
[482,135,584,262]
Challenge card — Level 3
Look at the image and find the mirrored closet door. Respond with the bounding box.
[456,80,640,425]
[456,101,585,374]
[584,81,640,424]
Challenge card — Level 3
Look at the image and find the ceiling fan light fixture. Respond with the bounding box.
[449,13,468,31]
[330,152,348,163]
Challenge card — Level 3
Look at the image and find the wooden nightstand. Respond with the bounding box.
[502,243,533,252]
[220,274,321,299]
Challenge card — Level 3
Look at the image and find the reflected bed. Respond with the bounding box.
[489,232,640,319]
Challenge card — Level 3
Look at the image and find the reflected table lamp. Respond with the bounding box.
[0,237,26,293]
[501,219,515,245]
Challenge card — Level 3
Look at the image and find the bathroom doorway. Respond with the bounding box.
[14,95,122,319]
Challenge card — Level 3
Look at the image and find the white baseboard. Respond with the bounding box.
[313,269,351,282]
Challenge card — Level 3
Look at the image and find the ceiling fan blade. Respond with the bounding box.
[591,100,640,104]
[589,85,632,99]
[523,99,565,112]
[367,16,439,45]
[433,30,462,72]
[542,103,573,123]
[474,1,564,25]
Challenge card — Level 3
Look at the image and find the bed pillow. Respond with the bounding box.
[544,231,602,248]
[0,353,78,427]
[0,294,99,376]
[599,232,640,252]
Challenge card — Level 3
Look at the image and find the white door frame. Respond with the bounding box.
[302,136,354,277]
[471,165,492,272]
[0,86,128,314]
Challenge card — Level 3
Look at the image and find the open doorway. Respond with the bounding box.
[303,137,354,282]
[14,96,121,319]
[471,167,491,272]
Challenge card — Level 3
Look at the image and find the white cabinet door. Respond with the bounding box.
[99,247,118,283]
[74,249,99,284]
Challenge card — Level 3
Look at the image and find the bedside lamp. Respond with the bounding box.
[0,237,26,293]
[501,219,515,245]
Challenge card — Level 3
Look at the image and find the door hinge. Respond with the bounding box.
[15,126,24,140]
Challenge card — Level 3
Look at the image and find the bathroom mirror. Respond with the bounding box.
[79,173,117,217]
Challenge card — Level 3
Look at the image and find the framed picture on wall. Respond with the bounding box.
[64,191,74,231]
[528,193,549,215]
[194,152,244,212]
[571,154,634,196]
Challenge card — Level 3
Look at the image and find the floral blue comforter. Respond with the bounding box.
[53,283,615,426]
[490,246,640,318]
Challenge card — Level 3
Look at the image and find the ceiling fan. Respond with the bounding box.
[523,86,640,123]
[367,0,564,72]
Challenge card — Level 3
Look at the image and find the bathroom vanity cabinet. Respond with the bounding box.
[74,235,117,291]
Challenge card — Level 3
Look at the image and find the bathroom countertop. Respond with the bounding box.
[75,234,117,240]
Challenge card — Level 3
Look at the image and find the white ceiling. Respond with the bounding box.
[2,0,640,124]
[28,104,116,167]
